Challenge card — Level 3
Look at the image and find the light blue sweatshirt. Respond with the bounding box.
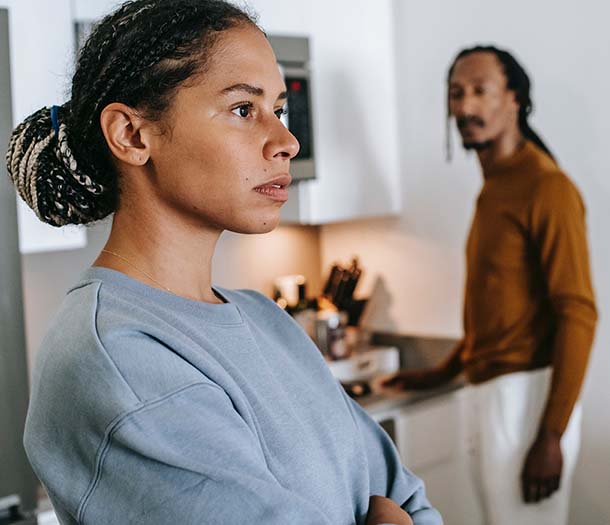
[24,267,442,525]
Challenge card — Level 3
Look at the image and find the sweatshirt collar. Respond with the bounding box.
[482,140,537,179]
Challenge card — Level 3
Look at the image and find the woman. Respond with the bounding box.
[7,1,441,524]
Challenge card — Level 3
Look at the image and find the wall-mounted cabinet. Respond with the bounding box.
[252,0,402,225]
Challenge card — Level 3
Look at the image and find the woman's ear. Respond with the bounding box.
[100,103,152,166]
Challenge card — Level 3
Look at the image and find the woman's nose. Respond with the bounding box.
[264,115,300,160]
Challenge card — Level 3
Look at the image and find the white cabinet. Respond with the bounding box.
[396,391,483,525]
[0,0,87,253]
[251,0,401,224]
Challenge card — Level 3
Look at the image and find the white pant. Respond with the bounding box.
[461,367,582,525]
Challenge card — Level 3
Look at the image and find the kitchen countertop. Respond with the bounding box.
[349,333,464,415]
[356,377,465,415]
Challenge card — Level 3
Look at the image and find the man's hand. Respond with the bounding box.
[381,342,463,392]
[521,429,563,503]
[380,368,445,391]
[366,496,413,525]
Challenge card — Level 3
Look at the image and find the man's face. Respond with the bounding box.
[448,52,520,151]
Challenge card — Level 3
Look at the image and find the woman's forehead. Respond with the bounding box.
[203,26,282,90]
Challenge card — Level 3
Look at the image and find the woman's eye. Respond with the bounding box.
[232,104,253,118]
[274,107,288,119]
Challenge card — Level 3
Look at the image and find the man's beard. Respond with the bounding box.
[462,139,493,151]
[456,115,492,151]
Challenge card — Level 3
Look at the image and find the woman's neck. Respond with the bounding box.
[94,206,223,304]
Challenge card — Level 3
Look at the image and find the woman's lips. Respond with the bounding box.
[254,174,292,202]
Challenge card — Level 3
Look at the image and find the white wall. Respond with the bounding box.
[322,1,610,522]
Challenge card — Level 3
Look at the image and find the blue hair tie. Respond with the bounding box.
[50,105,60,132]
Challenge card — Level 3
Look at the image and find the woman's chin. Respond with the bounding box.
[229,214,281,235]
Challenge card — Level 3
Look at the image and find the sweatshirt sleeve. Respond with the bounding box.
[530,174,597,435]
[341,391,443,525]
[77,382,336,525]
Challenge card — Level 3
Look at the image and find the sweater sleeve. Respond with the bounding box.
[341,391,443,525]
[77,382,336,525]
[530,174,597,435]
[435,340,464,382]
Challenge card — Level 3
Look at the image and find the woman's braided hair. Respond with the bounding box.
[5,0,257,226]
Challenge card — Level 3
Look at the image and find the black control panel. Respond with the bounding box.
[285,76,313,160]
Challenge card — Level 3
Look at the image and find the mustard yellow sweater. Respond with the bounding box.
[443,141,597,435]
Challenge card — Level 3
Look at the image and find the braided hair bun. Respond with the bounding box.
[6,103,112,226]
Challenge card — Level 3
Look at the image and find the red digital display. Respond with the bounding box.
[290,80,302,92]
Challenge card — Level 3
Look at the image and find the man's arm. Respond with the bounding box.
[522,174,597,502]
[382,341,464,390]
[531,175,597,435]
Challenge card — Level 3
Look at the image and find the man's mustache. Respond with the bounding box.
[457,115,485,129]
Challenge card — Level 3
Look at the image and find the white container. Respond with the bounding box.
[326,346,399,382]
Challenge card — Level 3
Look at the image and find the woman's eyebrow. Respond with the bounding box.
[221,83,264,96]
[220,83,288,100]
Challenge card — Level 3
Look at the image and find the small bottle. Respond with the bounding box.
[316,310,350,360]
[328,311,350,360]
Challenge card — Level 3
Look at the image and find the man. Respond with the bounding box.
[383,45,597,525]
